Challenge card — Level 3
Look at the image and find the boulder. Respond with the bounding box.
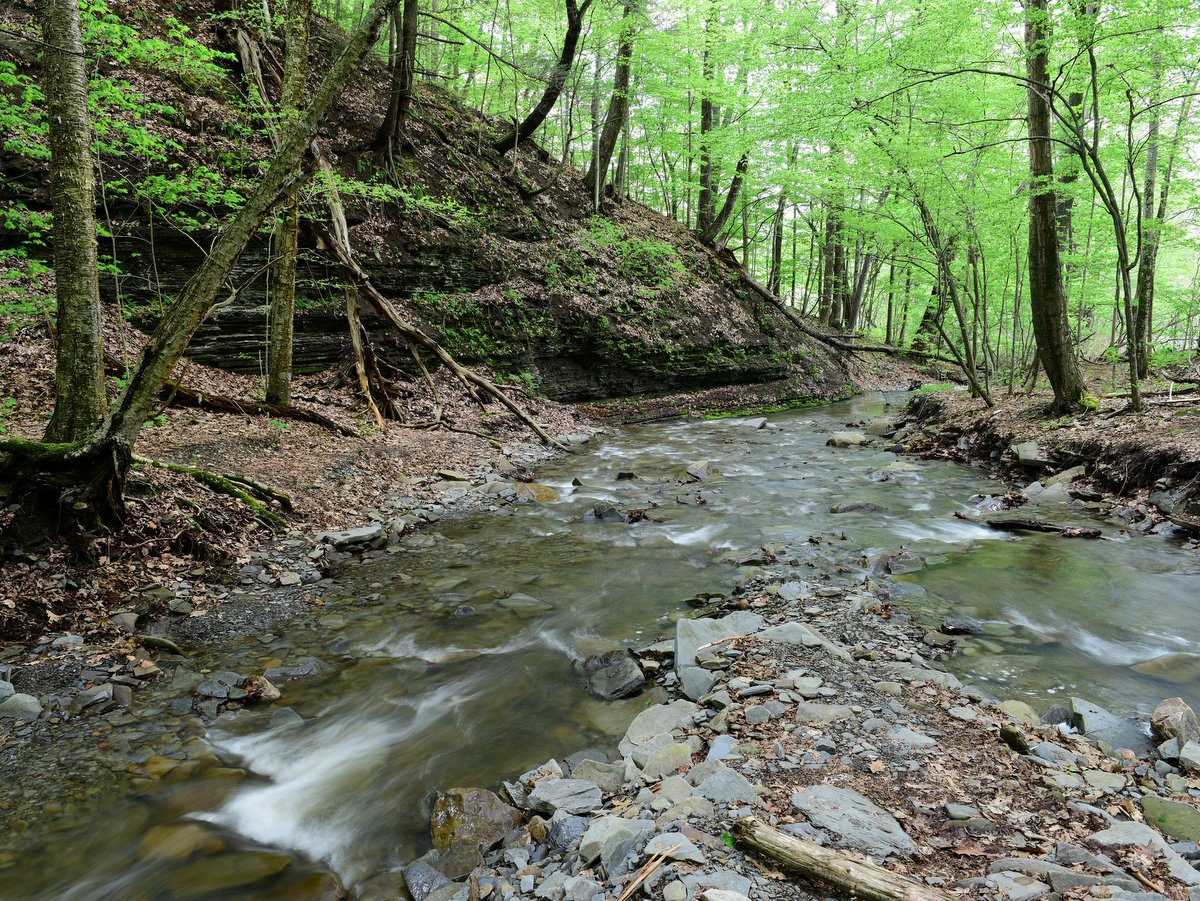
[693,765,760,805]
[1141,795,1200,842]
[675,613,763,701]
[1181,741,1200,775]
[1150,697,1200,746]
[0,693,42,721]
[1010,441,1049,467]
[827,431,868,448]
[430,788,522,852]
[620,699,699,757]
[645,832,706,864]
[790,785,915,859]
[1135,653,1200,686]
[526,779,602,816]
[570,759,626,794]
[586,651,645,701]
[1068,698,1152,753]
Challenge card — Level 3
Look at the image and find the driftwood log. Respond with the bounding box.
[732,817,954,901]
[982,517,1102,539]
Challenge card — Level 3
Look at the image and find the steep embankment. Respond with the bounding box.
[1,0,862,407]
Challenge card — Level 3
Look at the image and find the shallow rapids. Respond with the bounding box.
[5,392,1197,899]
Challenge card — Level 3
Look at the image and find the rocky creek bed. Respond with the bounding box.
[2,399,1200,901]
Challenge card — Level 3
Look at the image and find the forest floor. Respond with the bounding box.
[0,296,919,653]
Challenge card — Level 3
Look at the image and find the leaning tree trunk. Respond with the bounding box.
[1025,0,1087,413]
[40,0,105,443]
[1,0,397,526]
[583,0,637,202]
[493,0,593,155]
[701,153,748,244]
[266,0,311,406]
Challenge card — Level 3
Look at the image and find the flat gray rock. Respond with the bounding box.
[887,726,937,748]
[403,860,452,901]
[890,663,963,691]
[619,700,698,757]
[676,615,764,700]
[645,832,706,864]
[694,766,760,805]
[570,759,626,794]
[579,816,655,878]
[316,524,382,547]
[756,622,851,661]
[526,779,602,816]
[791,785,915,859]
[1089,822,1200,885]
[794,700,853,723]
[1069,698,1152,753]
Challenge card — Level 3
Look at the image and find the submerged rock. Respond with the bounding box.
[1134,653,1200,686]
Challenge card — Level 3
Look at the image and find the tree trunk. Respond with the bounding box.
[768,193,786,297]
[266,0,311,406]
[1025,0,1087,413]
[40,0,105,443]
[701,152,749,244]
[3,0,397,525]
[493,0,593,155]
[584,0,637,199]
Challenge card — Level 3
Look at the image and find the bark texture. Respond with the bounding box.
[40,0,106,443]
[583,0,637,198]
[1025,0,1087,413]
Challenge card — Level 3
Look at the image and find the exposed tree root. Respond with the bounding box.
[131,455,291,529]
[158,382,359,437]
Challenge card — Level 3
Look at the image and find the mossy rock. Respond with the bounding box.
[1141,795,1200,841]
[430,787,522,852]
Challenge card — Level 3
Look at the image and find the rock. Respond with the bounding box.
[526,779,602,816]
[0,693,42,721]
[830,501,885,514]
[238,675,281,704]
[196,671,244,700]
[547,812,590,851]
[1142,795,1200,842]
[682,871,751,896]
[277,571,302,586]
[1044,465,1086,487]
[885,551,923,575]
[0,680,13,702]
[757,622,851,662]
[706,735,741,761]
[430,788,522,852]
[497,593,554,614]
[866,417,899,437]
[1151,697,1200,746]
[685,461,719,481]
[1089,821,1200,885]
[700,891,750,901]
[168,851,292,896]
[642,743,693,780]
[1082,770,1126,793]
[1030,742,1077,768]
[743,417,768,430]
[999,700,1040,727]
[962,871,1050,901]
[587,651,645,700]
[1181,741,1200,775]
[999,725,1031,754]
[109,611,139,633]
[404,860,452,901]
[941,617,983,635]
[1133,653,1200,685]
[578,816,655,878]
[887,726,937,748]
[776,581,810,601]
[693,766,759,805]
[988,858,1138,894]
[827,431,868,448]
[1011,440,1048,466]
[676,613,763,701]
[1069,698,1153,753]
[570,759,626,794]
[620,700,700,757]
[744,705,770,725]
[794,700,853,723]
[790,786,915,859]
[663,882,687,901]
[316,524,382,548]
[646,832,706,864]
[138,823,226,861]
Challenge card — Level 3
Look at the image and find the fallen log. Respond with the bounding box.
[981,517,1101,539]
[160,383,359,437]
[732,816,954,901]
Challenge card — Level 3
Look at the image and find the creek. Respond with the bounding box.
[4,392,1198,900]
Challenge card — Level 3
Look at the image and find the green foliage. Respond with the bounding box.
[0,253,54,339]
[585,217,685,288]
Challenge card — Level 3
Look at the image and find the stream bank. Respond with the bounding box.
[3,393,1200,901]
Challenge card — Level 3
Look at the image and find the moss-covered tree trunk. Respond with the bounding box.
[1025,0,1086,413]
[266,0,311,406]
[2,0,397,527]
[40,0,105,443]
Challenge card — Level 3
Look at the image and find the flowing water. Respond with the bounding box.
[4,392,1198,899]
